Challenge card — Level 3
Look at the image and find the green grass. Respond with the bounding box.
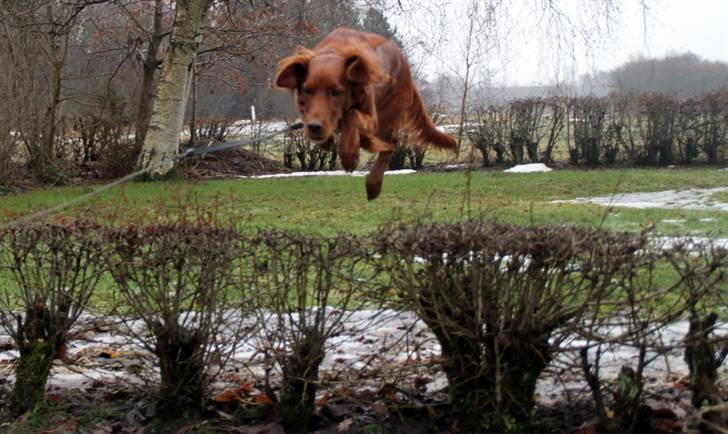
[1,167,726,236]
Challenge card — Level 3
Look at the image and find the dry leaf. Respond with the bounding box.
[214,388,242,403]
[254,394,274,406]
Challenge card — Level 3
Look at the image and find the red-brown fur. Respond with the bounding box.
[274,28,458,200]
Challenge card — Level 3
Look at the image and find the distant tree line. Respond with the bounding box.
[468,92,728,167]
[610,52,728,97]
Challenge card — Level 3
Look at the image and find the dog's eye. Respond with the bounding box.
[302,87,315,95]
[331,88,343,97]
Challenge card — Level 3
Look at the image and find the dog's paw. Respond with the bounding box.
[366,179,382,201]
[340,152,359,172]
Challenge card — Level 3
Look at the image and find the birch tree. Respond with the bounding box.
[129,0,168,151]
[137,0,213,176]
[452,0,500,147]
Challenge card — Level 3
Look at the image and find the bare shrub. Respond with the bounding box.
[374,221,642,432]
[602,95,631,165]
[104,220,250,418]
[468,105,508,167]
[188,117,234,144]
[541,97,566,164]
[572,238,727,433]
[698,92,728,164]
[509,97,546,163]
[72,91,136,178]
[0,221,104,416]
[665,242,728,410]
[674,98,703,164]
[575,236,674,432]
[245,231,378,433]
[389,130,428,170]
[568,97,608,166]
[283,124,336,171]
[636,94,677,165]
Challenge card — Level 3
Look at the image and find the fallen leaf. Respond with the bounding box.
[215,388,243,403]
[255,394,274,406]
[240,382,257,394]
[98,349,118,359]
[316,392,332,407]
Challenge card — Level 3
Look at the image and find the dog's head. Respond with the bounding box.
[274,46,386,146]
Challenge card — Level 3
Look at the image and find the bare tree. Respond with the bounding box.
[453,0,500,148]
[468,105,508,166]
[542,97,566,164]
[636,93,677,165]
[0,1,108,181]
[128,0,169,151]
[508,97,547,163]
[137,0,213,176]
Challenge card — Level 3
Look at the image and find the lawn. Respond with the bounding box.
[1,167,726,236]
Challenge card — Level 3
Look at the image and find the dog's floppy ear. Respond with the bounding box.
[345,51,386,115]
[350,84,376,116]
[345,52,386,84]
[274,48,313,90]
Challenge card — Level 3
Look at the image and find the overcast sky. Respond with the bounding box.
[387,0,728,86]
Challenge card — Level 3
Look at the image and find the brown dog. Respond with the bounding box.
[274,28,458,200]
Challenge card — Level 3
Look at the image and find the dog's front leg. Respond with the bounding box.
[338,111,361,172]
[366,150,393,201]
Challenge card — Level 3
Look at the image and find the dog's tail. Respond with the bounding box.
[406,87,458,153]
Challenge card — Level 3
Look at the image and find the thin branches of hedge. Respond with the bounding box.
[0,219,726,432]
[0,220,105,415]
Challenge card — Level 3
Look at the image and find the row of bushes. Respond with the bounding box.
[468,92,728,167]
[0,89,241,185]
[1,219,727,432]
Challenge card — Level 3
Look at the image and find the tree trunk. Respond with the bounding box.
[685,312,722,409]
[155,326,206,418]
[456,65,470,149]
[137,0,212,176]
[36,3,71,181]
[417,288,552,433]
[188,67,197,146]
[134,0,165,151]
[9,341,54,416]
[280,330,325,434]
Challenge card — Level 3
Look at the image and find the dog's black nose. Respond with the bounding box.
[307,122,322,135]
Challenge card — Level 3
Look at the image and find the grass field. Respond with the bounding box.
[1,167,727,236]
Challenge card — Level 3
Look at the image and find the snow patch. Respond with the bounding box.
[656,236,728,250]
[554,186,728,211]
[504,163,553,173]
[228,120,289,137]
